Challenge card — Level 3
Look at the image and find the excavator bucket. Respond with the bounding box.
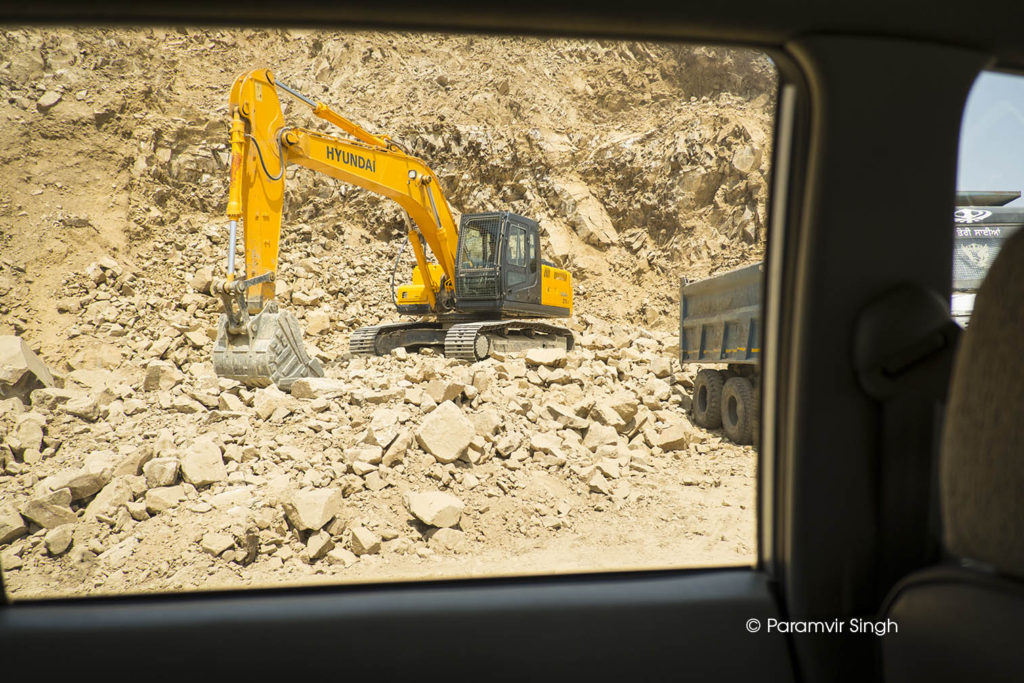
[212,298,323,389]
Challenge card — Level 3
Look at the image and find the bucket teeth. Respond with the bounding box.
[212,305,323,389]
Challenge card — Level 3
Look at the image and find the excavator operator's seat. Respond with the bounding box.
[882,227,1024,680]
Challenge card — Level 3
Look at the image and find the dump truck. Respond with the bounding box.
[680,194,1023,444]
[679,262,762,445]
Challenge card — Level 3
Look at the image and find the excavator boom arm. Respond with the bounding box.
[226,68,460,313]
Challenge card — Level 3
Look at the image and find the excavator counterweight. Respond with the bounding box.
[211,69,574,388]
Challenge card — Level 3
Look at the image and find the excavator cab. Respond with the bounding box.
[452,211,567,318]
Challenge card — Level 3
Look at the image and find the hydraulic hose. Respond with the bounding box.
[244,127,289,181]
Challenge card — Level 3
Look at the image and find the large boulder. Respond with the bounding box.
[180,437,226,487]
[0,503,28,544]
[19,492,77,529]
[416,401,474,464]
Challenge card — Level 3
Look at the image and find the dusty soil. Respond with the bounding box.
[0,28,773,599]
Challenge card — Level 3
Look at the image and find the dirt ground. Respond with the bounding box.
[0,28,773,599]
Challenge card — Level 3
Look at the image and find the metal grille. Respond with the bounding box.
[458,274,499,299]
[456,216,502,300]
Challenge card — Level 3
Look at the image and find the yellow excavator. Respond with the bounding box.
[211,69,575,388]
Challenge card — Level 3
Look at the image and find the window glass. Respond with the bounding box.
[0,27,775,599]
[507,224,528,268]
[460,220,499,268]
[955,71,1024,327]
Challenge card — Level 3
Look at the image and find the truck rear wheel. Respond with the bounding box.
[692,369,725,428]
[722,376,755,444]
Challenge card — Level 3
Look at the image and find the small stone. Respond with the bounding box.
[595,458,620,479]
[587,470,613,495]
[427,527,466,552]
[282,487,342,531]
[145,485,185,514]
[382,429,413,467]
[64,395,99,421]
[44,524,74,555]
[326,547,358,567]
[644,378,672,401]
[525,347,567,368]
[305,310,330,335]
[253,385,293,419]
[53,469,108,501]
[468,408,502,437]
[365,407,401,448]
[650,357,672,378]
[351,461,377,476]
[2,549,24,570]
[289,378,347,400]
[14,417,44,454]
[36,90,62,111]
[423,380,465,404]
[654,420,695,451]
[99,537,138,566]
[347,445,383,465]
[153,428,176,457]
[201,532,235,557]
[143,360,184,392]
[363,471,386,491]
[405,491,464,528]
[591,402,627,432]
[143,457,180,487]
[304,531,334,562]
[84,476,134,520]
[126,500,150,521]
[218,393,244,412]
[190,267,214,294]
[530,432,561,456]
[583,423,618,451]
[350,525,381,555]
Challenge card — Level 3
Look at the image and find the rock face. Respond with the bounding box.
[282,488,342,531]
[415,401,474,464]
[405,491,464,528]
[0,336,54,402]
[180,437,226,486]
[0,27,768,599]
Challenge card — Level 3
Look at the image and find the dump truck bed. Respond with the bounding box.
[679,262,763,366]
